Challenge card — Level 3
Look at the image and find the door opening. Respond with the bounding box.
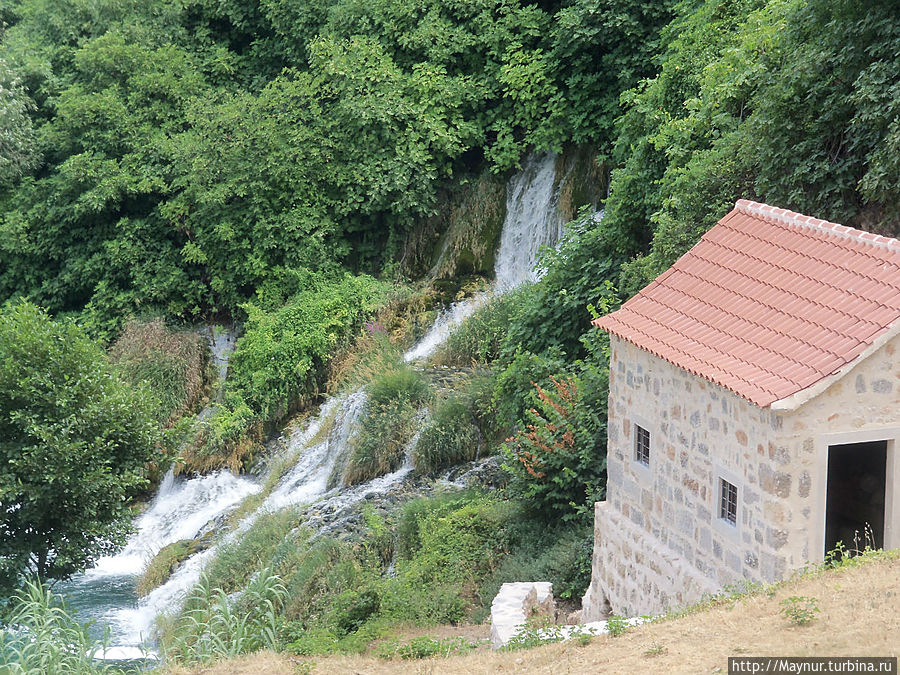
[825,440,887,557]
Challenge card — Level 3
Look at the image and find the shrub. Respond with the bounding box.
[476,520,593,620]
[605,614,629,637]
[395,491,481,560]
[0,302,160,589]
[227,273,386,421]
[413,395,481,474]
[491,349,567,431]
[108,318,210,427]
[502,372,606,523]
[329,588,381,636]
[383,635,475,660]
[780,596,820,626]
[396,497,513,606]
[176,392,262,475]
[279,538,378,625]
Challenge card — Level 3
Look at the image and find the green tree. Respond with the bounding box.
[0,302,160,590]
[0,57,37,188]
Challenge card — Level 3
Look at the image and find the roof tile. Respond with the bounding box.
[594,201,900,407]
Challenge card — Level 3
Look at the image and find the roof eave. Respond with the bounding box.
[770,319,900,411]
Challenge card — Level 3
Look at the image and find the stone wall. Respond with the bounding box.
[584,336,791,618]
[584,333,900,620]
[582,501,718,618]
[779,330,900,561]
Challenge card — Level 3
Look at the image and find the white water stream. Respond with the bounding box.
[403,151,565,362]
[61,150,570,654]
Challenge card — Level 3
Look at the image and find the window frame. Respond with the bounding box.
[719,477,738,526]
[634,422,651,467]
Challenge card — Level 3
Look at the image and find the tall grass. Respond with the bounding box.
[344,365,433,485]
[0,577,120,674]
[109,318,210,427]
[413,395,480,474]
[203,510,302,594]
[161,570,286,666]
[432,293,516,366]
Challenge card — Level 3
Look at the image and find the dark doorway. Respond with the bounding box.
[825,440,887,557]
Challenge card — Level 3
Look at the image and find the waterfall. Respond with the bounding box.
[403,292,489,362]
[262,390,367,512]
[63,149,570,653]
[494,151,565,291]
[404,151,565,362]
[57,469,259,653]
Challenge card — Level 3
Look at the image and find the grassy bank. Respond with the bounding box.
[164,549,900,674]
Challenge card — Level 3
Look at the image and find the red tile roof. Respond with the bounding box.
[593,200,900,408]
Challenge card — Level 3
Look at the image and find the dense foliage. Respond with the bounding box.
[179,272,387,473]
[0,0,676,328]
[0,303,159,590]
[605,0,900,294]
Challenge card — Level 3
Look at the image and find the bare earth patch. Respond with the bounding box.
[168,553,900,674]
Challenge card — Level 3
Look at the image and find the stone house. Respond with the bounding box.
[581,200,900,619]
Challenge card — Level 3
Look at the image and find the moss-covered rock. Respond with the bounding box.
[137,533,215,597]
[557,145,607,223]
[431,171,507,280]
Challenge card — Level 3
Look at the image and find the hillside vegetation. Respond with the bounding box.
[3,0,900,670]
[165,550,900,674]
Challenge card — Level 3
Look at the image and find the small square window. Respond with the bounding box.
[720,478,738,525]
[634,424,650,466]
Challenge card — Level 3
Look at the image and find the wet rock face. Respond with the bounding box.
[296,455,506,542]
[440,456,506,490]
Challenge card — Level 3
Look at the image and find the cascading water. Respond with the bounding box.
[58,470,260,656]
[62,150,570,655]
[494,151,566,291]
[404,151,566,362]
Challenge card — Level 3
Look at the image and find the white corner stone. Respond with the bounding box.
[489,581,555,649]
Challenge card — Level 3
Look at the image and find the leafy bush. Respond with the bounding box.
[176,392,261,474]
[413,395,481,474]
[502,372,606,523]
[227,273,386,421]
[0,302,160,590]
[394,497,514,608]
[605,614,629,637]
[475,520,593,622]
[378,635,477,660]
[344,365,432,485]
[491,349,567,431]
[395,491,482,560]
[780,596,820,626]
